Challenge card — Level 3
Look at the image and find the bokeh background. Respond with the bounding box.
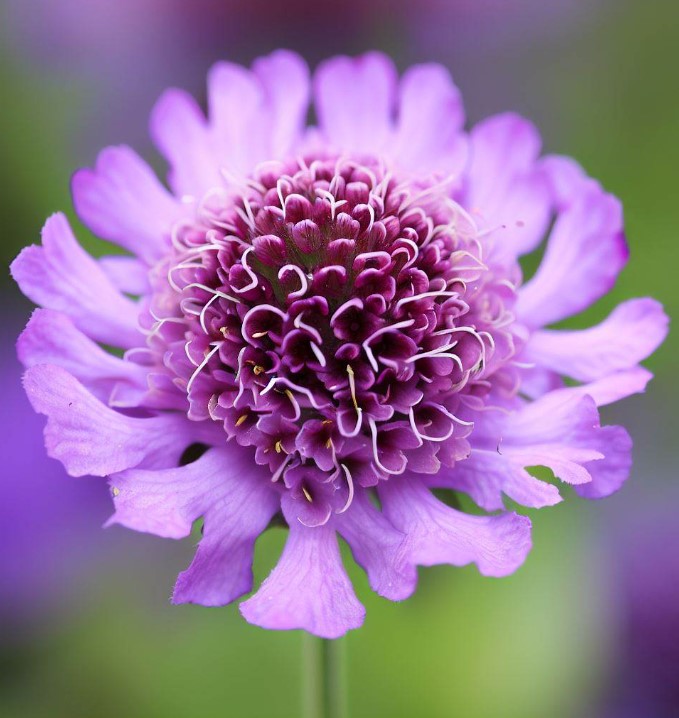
[1,1,677,716]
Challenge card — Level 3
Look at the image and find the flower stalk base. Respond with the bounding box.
[303,634,346,718]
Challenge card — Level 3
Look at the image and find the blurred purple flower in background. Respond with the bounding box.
[3,0,236,153]
[2,0,593,156]
[598,494,679,718]
[411,0,586,49]
[1,0,384,155]
[10,50,667,638]
[0,309,110,626]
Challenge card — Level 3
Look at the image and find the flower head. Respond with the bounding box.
[11,51,668,637]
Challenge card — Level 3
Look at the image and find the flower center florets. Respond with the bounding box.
[148,155,518,522]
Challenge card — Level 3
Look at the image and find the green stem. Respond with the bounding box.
[303,634,346,718]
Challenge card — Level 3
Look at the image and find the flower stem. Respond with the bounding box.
[303,634,346,718]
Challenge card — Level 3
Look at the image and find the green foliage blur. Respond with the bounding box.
[0,1,675,716]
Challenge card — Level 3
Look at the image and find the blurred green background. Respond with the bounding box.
[0,1,676,716]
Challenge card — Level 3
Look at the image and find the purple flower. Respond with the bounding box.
[597,494,679,718]
[11,52,667,638]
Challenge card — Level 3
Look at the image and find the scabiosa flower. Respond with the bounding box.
[11,52,668,638]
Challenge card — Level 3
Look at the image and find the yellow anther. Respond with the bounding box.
[322,419,333,426]
[302,487,313,503]
[219,326,229,337]
[325,438,333,449]
[235,414,249,427]
[252,331,269,339]
[253,365,265,376]
[274,440,283,454]
[111,487,120,497]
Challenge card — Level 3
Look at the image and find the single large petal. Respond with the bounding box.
[464,113,550,261]
[444,450,563,511]
[208,50,309,174]
[538,154,590,204]
[336,490,416,601]
[575,425,632,499]
[23,364,211,476]
[380,477,532,577]
[516,180,628,328]
[240,496,365,638]
[251,51,310,159]
[391,63,467,176]
[500,394,606,485]
[150,88,222,198]
[524,299,668,382]
[518,365,653,405]
[446,390,634,509]
[10,214,142,348]
[71,145,187,263]
[17,309,148,403]
[108,449,229,539]
[99,256,150,295]
[172,455,279,605]
[314,52,397,154]
[109,447,278,605]
[556,368,653,407]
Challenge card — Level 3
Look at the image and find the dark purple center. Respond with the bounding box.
[149,155,516,521]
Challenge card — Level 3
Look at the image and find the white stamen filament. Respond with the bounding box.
[186,343,221,392]
[144,315,186,340]
[395,290,460,311]
[232,248,260,294]
[438,404,474,428]
[368,418,407,475]
[330,297,363,326]
[408,406,455,443]
[184,341,199,368]
[168,261,204,293]
[406,347,464,372]
[271,454,293,483]
[260,377,330,411]
[392,237,419,269]
[362,319,416,372]
[241,304,287,345]
[184,283,241,304]
[314,188,347,219]
[293,312,323,344]
[199,293,221,335]
[366,203,375,232]
[309,342,327,367]
[338,406,363,438]
[278,264,308,299]
[336,464,355,514]
[346,365,359,410]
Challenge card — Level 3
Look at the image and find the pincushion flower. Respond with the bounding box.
[11,51,667,638]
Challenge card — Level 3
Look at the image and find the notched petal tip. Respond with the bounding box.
[576,424,634,500]
[381,479,533,579]
[525,297,669,383]
[240,506,365,638]
[337,491,418,602]
[71,144,182,263]
[313,52,398,154]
